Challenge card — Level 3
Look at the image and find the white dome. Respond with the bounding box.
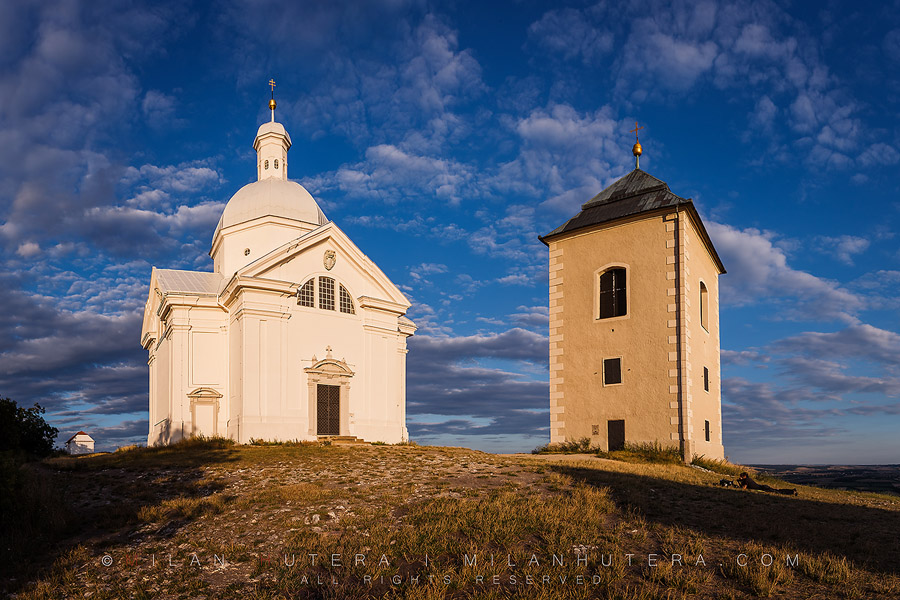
[214,178,328,238]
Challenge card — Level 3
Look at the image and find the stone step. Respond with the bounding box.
[318,435,367,445]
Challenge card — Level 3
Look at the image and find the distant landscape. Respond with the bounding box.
[751,465,900,497]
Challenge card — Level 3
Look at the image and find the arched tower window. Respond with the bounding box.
[297,279,315,307]
[318,276,335,310]
[264,159,269,169]
[339,285,355,314]
[598,268,626,319]
[700,281,709,331]
[274,159,279,169]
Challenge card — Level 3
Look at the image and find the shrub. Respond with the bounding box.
[599,442,683,464]
[0,398,58,458]
[532,437,601,454]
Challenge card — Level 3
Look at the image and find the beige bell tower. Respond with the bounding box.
[539,126,726,461]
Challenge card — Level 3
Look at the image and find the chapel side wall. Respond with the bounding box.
[166,307,191,444]
[683,216,725,460]
[551,214,675,450]
[150,335,171,445]
[186,306,229,437]
[360,317,406,443]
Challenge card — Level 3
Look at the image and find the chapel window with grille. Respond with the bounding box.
[339,284,355,314]
[297,279,315,307]
[318,276,335,310]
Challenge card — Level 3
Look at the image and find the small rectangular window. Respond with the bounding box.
[705,420,711,442]
[318,276,335,310]
[603,358,622,385]
[703,367,710,392]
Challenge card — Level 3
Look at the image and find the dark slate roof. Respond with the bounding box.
[539,168,726,273]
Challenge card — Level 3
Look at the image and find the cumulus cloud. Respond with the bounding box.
[814,235,870,265]
[527,7,614,65]
[0,281,146,420]
[707,221,863,321]
[304,144,478,205]
[407,328,549,440]
[773,324,900,368]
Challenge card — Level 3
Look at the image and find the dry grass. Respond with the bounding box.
[5,442,900,599]
[137,493,230,522]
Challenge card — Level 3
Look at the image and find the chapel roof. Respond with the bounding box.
[539,168,725,272]
[66,431,93,443]
[212,116,328,243]
[213,178,328,241]
[155,269,223,295]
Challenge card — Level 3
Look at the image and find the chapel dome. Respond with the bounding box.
[214,178,328,239]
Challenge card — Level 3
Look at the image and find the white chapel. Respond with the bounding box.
[140,97,416,445]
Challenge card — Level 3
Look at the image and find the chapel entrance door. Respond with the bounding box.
[317,384,341,435]
[607,419,625,451]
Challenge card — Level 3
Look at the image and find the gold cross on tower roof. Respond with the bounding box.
[268,79,277,121]
[629,121,644,169]
[629,121,643,142]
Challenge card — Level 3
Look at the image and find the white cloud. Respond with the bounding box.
[814,235,870,265]
[774,324,900,368]
[857,143,900,167]
[16,241,41,258]
[527,7,613,65]
[304,144,478,205]
[141,90,178,128]
[707,221,863,321]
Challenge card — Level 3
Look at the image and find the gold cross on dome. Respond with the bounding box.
[629,121,644,142]
[269,79,276,93]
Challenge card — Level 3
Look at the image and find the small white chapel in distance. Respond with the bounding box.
[140,91,416,445]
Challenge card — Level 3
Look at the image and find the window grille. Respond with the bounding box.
[319,276,335,310]
[598,268,626,318]
[297,279,314,307]
[339,285,355,314]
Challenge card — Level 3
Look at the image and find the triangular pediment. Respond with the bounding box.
[235,222,410,308]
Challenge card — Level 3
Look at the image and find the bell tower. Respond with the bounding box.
[539,129,726,461]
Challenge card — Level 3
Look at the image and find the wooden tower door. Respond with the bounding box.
[317,384,340,435]
[607,419,625,451]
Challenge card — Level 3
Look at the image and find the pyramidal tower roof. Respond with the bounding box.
[540,167,725,273]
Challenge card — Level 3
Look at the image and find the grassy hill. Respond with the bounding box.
[4,439,899,599]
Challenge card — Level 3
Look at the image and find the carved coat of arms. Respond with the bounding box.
[323,250,336,270]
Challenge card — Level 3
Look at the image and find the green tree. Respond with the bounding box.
[0,398,59,457]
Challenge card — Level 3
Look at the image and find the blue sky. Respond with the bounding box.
[1,0,898,464]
